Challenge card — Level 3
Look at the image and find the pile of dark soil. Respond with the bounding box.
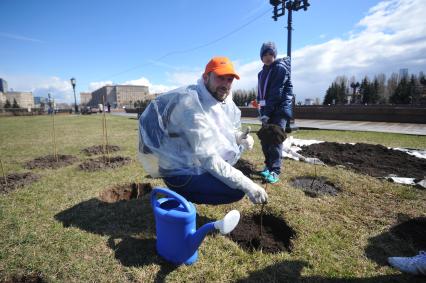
[24,155,78,170]
[79,156,131,172]
[234,159,257,178]
[229,213,295,253]
[3,272,45,283]
[0,172,40,194]
[299,142,426,179]
[291,176,340,197]
[99,183,153,203]
[81,145,121,156]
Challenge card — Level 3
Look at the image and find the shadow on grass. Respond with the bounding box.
[55,197,216,282]
[365,214,426,266]
[54,197,154,237]
[237,260,424,283]
[107,236,177,283]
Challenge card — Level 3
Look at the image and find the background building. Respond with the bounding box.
[89,85,151,108]
[80,92,92,106]
[4,92,34,109]
[0,78,8,93]
[304,98,314,105]
[0,92,5,107]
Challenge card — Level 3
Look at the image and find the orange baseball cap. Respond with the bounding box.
[204,56,240,80]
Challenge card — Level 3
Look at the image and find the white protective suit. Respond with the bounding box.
[138,78,267,203]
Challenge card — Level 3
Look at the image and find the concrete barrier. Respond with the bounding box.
[239,105,426,124]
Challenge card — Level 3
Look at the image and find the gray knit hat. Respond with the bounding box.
[260,41,277,58]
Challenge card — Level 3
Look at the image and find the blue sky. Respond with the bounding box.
[1,0,425,103]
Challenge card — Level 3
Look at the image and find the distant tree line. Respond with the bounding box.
[323,71,426,105]
[2,99,20,109]
[232,89,256,106]
[133,99,151,108]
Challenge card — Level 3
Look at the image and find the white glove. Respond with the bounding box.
[241,182,268,204]
[200,155,268,204]
[239,134,254,151]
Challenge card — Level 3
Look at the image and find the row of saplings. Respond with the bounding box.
[2,110,425,281]
[0,111,300,256]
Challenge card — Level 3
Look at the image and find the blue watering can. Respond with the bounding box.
[151,187,240,265]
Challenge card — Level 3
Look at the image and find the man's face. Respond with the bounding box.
[203,72,235,102]
[262,52,275,66]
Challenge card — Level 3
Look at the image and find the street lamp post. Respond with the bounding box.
[70,77,78,114]
[269,0,310,132]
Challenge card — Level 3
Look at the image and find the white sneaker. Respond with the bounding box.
[388,251,426,275]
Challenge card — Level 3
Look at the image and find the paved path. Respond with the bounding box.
[242,118,426,136]
[112,112,426,136]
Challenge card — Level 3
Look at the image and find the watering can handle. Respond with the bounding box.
[151,187,192,212]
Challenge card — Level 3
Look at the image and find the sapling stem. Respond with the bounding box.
[260,182,268,237]
[310,160,317,189]
[51,99,58,162]
[1,159,7,186]
[101,96,110,163]
[260,203,265,236]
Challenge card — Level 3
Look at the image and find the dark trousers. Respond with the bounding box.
[163,172,245,205]
[261,117,287,175]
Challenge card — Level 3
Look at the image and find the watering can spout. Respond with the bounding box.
[188,222,216,253]
[189,210,241,253]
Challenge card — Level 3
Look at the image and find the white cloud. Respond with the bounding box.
[0,75,75,102]
[166,70,201,86]
[4,0,424,105]
[88,81,113,91]
[232,0,426,102]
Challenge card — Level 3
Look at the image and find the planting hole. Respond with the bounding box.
[291,176,340,197]
[81,145,121,156]
[79,156,131,172]
[99,183,152,203]
[0,172,40,194]
[229,213,295,253]
[25,155,78,170]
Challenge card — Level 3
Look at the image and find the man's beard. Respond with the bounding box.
[206,83,230,102]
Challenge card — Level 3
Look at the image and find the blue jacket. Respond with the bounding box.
[257,57,293,119]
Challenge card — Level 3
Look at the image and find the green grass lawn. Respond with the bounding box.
[0,114,425,282]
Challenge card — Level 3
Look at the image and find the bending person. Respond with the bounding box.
[138,56,268,205]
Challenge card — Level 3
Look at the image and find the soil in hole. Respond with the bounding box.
[79,156,131,172]
[229,213,295,253]
[81,145,121,156]
[3,272,45,283]
[299,142,426,179]
[99,183,153,203]
[25,155,78,170]
[234,159,257,178]
[291,176,340,197]
[0,172,40,194]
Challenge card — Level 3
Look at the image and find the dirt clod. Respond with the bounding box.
[229,213,295,253]
[25,155,78,170]
[234,159,257,178]
[79,156,131,172]
[291,176,340,197]
[299,142,426,179]
[81,145,121,156]
[99,183,153,203]
[0,172,40,194]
